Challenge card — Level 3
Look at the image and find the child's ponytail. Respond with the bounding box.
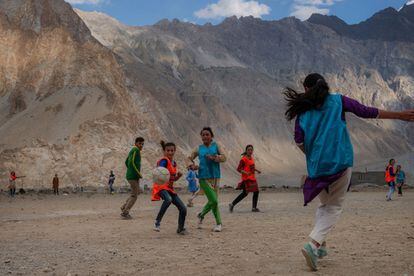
[160,140,176,151]
[284,73,330,121]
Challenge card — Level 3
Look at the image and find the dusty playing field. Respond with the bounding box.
[0,189,413,276]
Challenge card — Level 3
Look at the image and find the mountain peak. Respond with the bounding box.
[307,13,349,33]
[0,0,92,42]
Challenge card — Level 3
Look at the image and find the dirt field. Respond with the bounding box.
[0,189,413,276]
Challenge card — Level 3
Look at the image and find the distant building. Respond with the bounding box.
[351,171,385,186]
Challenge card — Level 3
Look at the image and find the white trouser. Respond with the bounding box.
[309,168,352,244]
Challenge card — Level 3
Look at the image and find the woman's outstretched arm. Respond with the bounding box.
[377,110,414,121]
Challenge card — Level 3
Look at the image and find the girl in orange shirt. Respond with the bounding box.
[229,145,261,212]
[152,141,187,234]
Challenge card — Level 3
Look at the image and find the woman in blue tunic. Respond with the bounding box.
[284,73,414,271]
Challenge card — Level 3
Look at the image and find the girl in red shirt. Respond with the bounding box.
[229,145,261,212]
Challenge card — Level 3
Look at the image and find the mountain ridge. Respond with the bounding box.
[308,4,414,42]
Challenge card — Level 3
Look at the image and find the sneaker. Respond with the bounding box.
[120,213,132,220]
[229,203,234,213]
[213,224,222,232]
[177,228,189,235]
[187,200,193,207]
[252,208,260,212]
[318,242,328,259]
[153,223,160,232]
[301,243,318,271]
[197,213,204,229]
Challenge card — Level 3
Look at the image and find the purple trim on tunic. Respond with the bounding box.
[303,169,347,206]
[294,116,304,144]
[294,94,379,206]
[341,95,379,119]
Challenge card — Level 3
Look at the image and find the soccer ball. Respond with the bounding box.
[152,167,170,185]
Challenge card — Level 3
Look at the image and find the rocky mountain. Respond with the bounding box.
[308,4,414,42]
[0,0,413,189]
[0,0,167,188]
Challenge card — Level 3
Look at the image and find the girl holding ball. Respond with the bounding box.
[152,141,187,235]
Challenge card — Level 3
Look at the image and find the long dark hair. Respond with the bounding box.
[284,73,330,121]
[241,145,254,156]
[160,140,176,151]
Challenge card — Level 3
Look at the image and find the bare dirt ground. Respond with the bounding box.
[0,189,413,276]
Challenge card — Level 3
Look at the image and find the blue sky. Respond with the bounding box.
[67,0,413,26]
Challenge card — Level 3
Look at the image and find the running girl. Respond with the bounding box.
[385,159,396,201]
[284,73,414,271]
[152,141,187,235]
[188,127,226,232]
[186,166,199,207]
[229,145,261,213]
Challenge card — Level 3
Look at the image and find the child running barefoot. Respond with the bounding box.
[229,145,261,213]
[152,141,187,235]
[186,166,199,207]
[188,127,226,232]
[385,159,396,201]
[284,73,414,271]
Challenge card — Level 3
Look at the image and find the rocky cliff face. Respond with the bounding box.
[0,0,413,189]
[0,0,167,188]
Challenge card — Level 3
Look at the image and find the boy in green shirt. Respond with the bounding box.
[120,137,145,219]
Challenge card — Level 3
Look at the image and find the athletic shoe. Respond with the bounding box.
[318,242,328,259]
[177,228,189,235]
[153,224,160,232]
[120,213,132,220]
[213,224,222,232]
[187,199,193,207]
[229,203,234,213]
[301,243,318,271]
[197,213,204,229]
[252,208,260,212]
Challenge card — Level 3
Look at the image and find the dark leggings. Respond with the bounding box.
[155,190,187,230]
[398,183,403,195]
[232,189,259,209]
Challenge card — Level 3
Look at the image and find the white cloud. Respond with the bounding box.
[194,0,271,19]
[290,0,342,20]
[65,0,105,4]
